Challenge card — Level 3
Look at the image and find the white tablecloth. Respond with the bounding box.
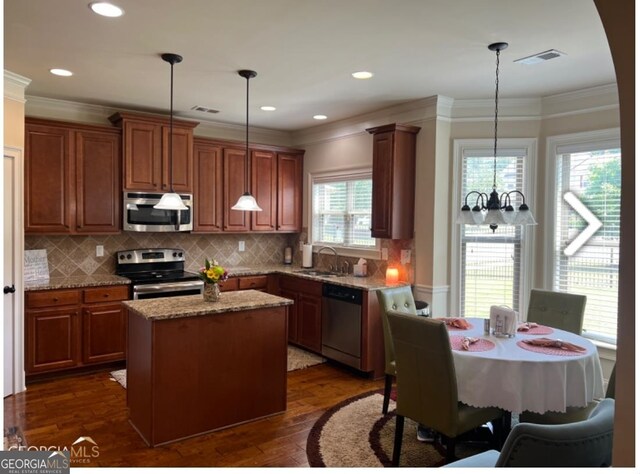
[450,318,605,414]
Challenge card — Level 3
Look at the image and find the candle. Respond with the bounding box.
[386,267,399,284]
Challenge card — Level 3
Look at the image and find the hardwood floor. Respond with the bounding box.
[4,362,384,467]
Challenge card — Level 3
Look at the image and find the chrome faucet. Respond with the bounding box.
[316,246,339,273]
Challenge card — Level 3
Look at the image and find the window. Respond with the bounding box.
[549,132,621,344]
[452,139,536,318]
[311,170,376,251]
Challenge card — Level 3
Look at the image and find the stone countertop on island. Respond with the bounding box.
[123,290,293,321]
[24,274,131,291]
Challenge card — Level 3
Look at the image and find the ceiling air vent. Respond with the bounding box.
[514,49,566,65]
[191,105,220,114]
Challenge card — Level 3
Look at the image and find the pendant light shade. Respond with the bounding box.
[231,69,263,212]
[154,53,187,211]
[154,192,188,210]
[456,42,536,232]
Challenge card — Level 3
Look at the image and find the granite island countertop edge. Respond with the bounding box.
[123,290,293,321]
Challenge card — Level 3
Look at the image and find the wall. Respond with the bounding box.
[25,233,291,277]
[4,72,30,147]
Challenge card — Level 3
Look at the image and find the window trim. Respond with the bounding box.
[543,128,620,346]
[307,167,381,260]
[450,138,537,317]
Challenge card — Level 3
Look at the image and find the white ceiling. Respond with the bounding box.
[5,0,615,131]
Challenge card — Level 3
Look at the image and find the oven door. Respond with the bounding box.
[123,192,193,232]
[133,280,204,300]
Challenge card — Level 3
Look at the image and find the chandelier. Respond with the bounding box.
[457,42,536,232]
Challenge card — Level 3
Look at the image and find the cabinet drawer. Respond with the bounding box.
[83,285,130,304]
[27,290,81,309]
[280,276,322,296]
[238,276,268,290]
[219,277,239,292]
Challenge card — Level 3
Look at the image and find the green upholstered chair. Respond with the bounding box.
[375,287,419,415]
[527,289,587,335]
[520,363,616,425]
[445,398,615,467]
[387,311,503,464]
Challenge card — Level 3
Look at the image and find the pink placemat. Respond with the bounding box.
[436,318,474,331]
[517,340,586,356]
[516,324,554,335]
[450,336,495,352]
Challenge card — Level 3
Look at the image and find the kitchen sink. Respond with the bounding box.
[294,269,345,277]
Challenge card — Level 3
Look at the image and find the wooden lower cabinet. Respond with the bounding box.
[26,308,81,373]
[279,276,322,352]
[25,285,129,376]
[82,304,127,364]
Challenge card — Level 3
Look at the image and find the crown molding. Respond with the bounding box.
[4,70,32,102]
[292,95,442,146]
[24,95,293,146]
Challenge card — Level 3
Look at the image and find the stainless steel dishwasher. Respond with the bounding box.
[321,283,362,369]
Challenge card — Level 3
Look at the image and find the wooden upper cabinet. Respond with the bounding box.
[251,150,277,231]
[277,153,303,232]
[366,124,420,239]
[193,139,223,232]
[25,123,74,233]
[122,120,161,191]
[109,112,198,193]
[223,147,250,231]
[162,125,193,193]
[75,130,121,233]
[25,118,121,235]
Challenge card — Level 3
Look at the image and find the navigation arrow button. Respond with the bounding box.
[563,192,602,256]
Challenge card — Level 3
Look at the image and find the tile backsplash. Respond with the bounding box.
[25,231,415,282]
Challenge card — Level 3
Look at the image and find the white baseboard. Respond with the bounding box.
[412,284,450,317]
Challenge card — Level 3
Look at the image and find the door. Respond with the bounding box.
[277,153,302,231]
[123,120,162,190]
[82,304,126,364]
[26,308,81,374]
[297,293,322,352]
[223,147,250,231]
[250,150,277,231]
[370,131,394,238]
[162,125,193,192]
[4,147,25,396]
[193,141,223,232]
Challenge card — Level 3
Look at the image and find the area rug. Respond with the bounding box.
[4,426,26,450]
[110,345,326,389]
[306,390,488,467]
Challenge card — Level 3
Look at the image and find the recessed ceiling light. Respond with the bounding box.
[89,2,124,17]
[313,115,328,120]
[352,71,373,79]
[49,68,73,77]
[261,106,276,111]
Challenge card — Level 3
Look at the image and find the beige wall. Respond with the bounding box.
[594,0,635,466]
[4,98,25,147]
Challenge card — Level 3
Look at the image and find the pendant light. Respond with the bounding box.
[154,53,188,211]
[231,69,263,212]
[457,42,536,232]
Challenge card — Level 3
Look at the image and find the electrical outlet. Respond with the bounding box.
[401,249,411,264]
[96,245,104,257]
[381,248,388,260]
[239,241,245,252]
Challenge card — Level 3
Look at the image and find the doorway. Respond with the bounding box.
[3,146,25,397]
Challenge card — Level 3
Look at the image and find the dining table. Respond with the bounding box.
[440,317,605,415]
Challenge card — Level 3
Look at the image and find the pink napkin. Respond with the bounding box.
[517,322,539,332]
[436,317,471,330]
[461,337,479,351]
[523,337,586,353]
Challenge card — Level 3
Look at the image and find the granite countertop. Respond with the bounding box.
[123,290,293,321]
[226,264,410,291]
[24,266,409,292]
[24,274,131,291]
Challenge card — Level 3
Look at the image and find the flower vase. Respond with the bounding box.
[203,282,221,302]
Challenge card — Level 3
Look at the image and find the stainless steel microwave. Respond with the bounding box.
[123,192,193,232]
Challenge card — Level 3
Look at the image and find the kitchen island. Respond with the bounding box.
[123,290,293,447]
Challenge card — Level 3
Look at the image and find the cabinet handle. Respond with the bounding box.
[3,285,15,294]
[103,294,110,298]
[53,297,59,302]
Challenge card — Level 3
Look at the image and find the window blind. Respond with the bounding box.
[312,174,375,248]
[554,148,620,343]
[460,153,527,318]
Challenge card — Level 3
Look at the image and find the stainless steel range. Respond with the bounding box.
[115,248,203,300]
